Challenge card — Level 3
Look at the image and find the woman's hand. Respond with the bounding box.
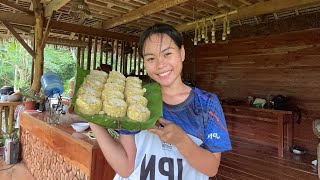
[148,118,188,147]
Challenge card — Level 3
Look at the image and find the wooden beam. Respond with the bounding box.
[1,21,36,58]
[175,0,320,32]
[44,0,71,17]
[0,0,34,15]
[40,11,55,49]
[0,11,139,42]
[102,0,189,29]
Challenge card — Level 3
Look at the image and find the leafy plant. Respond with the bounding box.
[20,87,41,102]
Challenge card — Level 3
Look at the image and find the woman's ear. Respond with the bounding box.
[180,45,186,62]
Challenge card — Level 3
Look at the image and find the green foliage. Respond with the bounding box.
[0,40,77,95]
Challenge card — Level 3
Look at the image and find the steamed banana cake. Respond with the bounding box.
[103,98,127,117]
[76,95,102,115]
[101,89,124,101]
[127,95,148,107]
[127,104,150,122]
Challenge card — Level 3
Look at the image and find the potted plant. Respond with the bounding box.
[20,88,41,110]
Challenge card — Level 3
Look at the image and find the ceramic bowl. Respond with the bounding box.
[7,94,23,102]
[71,122,89,132]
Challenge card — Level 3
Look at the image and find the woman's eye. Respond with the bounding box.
[147,58,154,61]
[164,53,172,57]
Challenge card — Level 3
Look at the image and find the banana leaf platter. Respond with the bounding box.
[72,66,162,130]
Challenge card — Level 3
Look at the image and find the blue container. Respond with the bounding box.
[41,72,64,97]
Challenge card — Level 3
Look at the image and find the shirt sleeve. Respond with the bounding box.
[118,129,141,135]
[201,94,232,153]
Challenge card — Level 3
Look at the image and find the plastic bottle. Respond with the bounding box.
[41,72,64,97]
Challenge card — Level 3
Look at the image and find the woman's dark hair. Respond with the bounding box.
[138,23,184,58]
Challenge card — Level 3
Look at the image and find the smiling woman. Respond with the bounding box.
[89,23,232,180]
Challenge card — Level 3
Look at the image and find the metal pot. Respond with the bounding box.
[0,86,14,95]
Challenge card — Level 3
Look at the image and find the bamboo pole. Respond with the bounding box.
[76,34,81,66]
[87,36,92,70]
[93,37,97,69]
[81,35,85,68]
[110,39,114,70]
[100,38,103,66]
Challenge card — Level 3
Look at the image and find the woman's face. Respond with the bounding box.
[143,34,185,88]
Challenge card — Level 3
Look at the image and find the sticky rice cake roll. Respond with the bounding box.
[76,95,102,115]
[126,76,142,84]
[109,71,126,80]
[101,89,124,101]
[127,104,150,122]
[126,95,148,107]
[83,79,104,91]
[103,98,127,117]
[125,87,146,98]
[77,86,102,98]
[106,78,126,86]
[85,74,107,84]
[125,81,142,89]
[90,70,108,79]
[104,82,125,93]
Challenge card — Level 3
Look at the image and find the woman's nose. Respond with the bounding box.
[157,56,167,69]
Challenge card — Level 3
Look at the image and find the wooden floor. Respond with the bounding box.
[217,139,318,180]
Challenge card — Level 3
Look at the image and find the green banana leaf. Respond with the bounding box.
[72,66,162,130]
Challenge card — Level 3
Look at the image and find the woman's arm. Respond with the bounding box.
[89,123,136,177]
[176,134,221,177]
[149,118,220,177]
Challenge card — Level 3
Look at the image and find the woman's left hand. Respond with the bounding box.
[148,118,187,147]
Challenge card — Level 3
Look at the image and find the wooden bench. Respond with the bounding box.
[222,104,292,157]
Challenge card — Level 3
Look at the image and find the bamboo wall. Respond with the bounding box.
[193,28,320,155]
[76,35,144,76]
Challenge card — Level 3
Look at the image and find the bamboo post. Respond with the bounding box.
[81,35,85,68]
[100,38,104,66]
[105,39,109,65]
[134,42,137,75]
[93,37,97,69]
[111,39,114,70]
[87,36,92,70]
[76,34,81,66]
[115,40,119,71]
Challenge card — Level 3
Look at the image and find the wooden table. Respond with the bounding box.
[222,104,293,158]
[20,111,115,180]
[0,101,22,134]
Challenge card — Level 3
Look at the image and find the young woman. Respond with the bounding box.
[89,23,232,180]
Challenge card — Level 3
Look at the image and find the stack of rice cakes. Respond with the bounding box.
[76,70,151,122]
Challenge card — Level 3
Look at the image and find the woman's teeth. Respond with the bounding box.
[159,71,170,77]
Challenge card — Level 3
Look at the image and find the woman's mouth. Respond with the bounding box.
[158,70,171,78]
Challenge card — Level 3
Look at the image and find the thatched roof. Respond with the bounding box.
[1,0,320,40]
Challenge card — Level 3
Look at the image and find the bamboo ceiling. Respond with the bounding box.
[1,0,320,40]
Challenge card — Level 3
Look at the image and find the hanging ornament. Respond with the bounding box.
[222,16,227,41]
[205,22,209,44]
[210,18,216,43]
[226,13,231,35]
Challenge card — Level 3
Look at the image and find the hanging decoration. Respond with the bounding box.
[192,12,232,45]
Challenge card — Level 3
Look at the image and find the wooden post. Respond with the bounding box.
[93,37,97,69]
[110,39,114,70]
[105,39,109,65]
[134,42,138,75]
[100,38,103,66]
[81,35,85,68]
[87,36,92,70]
[76,34,81,66]
[115,40,119,71]
[31,0,44,93]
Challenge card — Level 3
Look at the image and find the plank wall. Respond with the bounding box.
[194,28,320,155]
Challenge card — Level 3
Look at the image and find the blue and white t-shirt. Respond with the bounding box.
[114,87,232,180]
